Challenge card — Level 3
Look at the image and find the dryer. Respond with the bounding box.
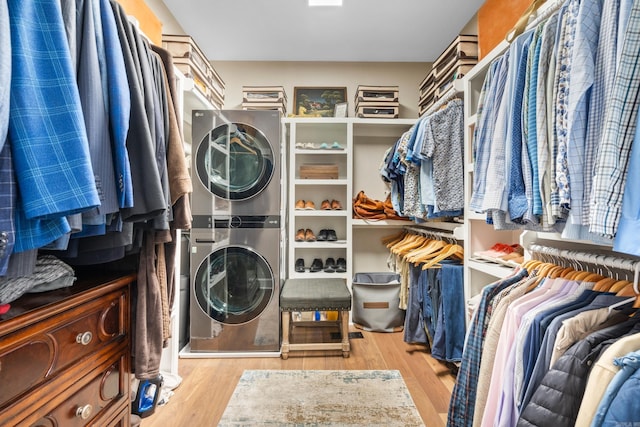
[189,219,281,353]
[191,110,280,220]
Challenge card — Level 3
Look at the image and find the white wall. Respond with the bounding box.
[211,61,430,119]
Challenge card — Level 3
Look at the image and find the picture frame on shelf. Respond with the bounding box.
[334,102,348,118]
[293,87,347,117]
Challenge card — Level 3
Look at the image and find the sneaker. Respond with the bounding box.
[316,229,328,241]
[310,258,323,272]
[304,200,316,210]
[324,257,336,273]
[295,199,305,210]
[335,258,347,273]
[295,258,305,273]
[326,229,338,241]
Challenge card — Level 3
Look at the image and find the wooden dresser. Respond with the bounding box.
[0,273,134,427]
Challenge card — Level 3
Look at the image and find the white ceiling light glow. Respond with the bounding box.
[308,0,343,6]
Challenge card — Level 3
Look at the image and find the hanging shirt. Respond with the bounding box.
[590,1,640,237]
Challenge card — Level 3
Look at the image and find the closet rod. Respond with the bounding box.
[404,225,461,242]
[529,244,640,273]
[422,80,463,117]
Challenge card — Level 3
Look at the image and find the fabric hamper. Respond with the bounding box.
[352,272,405,332]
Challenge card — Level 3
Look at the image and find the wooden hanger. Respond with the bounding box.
[592,277,617,292]
[381,231,406,247]
[421,244,464,270]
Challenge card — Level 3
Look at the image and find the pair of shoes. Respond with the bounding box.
[318,142,344,150]
[324,257,336,272]
[296,142,317,149]
[295,200,316,210]
[316,229,337,241]
[309,258,323,272]
[295,229,316,242]
[321,199,343,210]
[295,258,305,272]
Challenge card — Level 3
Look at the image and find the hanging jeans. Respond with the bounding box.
[403,263,428,344]
[431,262,465,362]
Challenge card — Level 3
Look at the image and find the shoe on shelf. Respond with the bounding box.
[326,229,338,241]
[330,141,344,150]
[320,200,331,210]
[335,258,347,273]
[310,258,323,272]
[324,257,336,273]
[319,142,329,149]
[295,199,305,210]
[331,200,342,210]
[304,229,316,242]
[316,229,328,241]
[295,229,305,242]
[304,200,316,210]
[295,258,305,273]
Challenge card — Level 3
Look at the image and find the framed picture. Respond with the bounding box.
[293,87,347,117]
[334,102,348,118]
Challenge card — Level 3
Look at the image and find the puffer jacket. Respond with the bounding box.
[517,318,640,427]
[599,353,640,426]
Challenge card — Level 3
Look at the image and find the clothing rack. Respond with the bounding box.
[404,225,462,244]
[529,243,640,293]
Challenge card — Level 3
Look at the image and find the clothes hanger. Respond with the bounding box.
[420,243,463,270]
[229,135,257,155]
[381,231,406,246]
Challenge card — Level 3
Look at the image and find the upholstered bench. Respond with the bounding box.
[280,278,352,359]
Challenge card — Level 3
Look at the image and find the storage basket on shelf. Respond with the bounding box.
[352,272,404,332]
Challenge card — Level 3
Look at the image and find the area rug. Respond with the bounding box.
[218,369,425,426]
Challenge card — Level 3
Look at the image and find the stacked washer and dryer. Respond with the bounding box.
[189,110,282,355]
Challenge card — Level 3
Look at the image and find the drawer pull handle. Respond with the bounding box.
[75,404,93,420]
[76,331,93,346]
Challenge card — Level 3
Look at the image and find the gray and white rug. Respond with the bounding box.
[218,369,425,426]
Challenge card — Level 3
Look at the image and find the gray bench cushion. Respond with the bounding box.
[280,278,351,311]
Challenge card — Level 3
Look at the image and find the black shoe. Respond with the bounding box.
[324,257,336,273]
[326,229,338,241]
[316,229,328,241]
[295,258,305,273]
[335,258,347,273]
[310,258,323,272]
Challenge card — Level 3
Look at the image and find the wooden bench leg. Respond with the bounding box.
[340,310,350,358]
[281,311,290,359]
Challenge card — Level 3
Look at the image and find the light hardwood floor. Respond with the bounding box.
[141,327,457,426]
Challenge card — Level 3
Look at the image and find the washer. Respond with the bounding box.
[189,219,280,353]
[191,110,280,220]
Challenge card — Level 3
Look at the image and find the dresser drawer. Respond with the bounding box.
[0,288,128,408]
[25,354,128,427]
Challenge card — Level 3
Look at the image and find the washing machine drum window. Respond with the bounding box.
[194,246,274,324]
[196,123,274,201]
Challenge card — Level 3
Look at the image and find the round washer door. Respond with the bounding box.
[195,122,274,201]
[193,245,274,324]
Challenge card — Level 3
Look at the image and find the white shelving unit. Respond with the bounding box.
[283,117,420,288]
[460,1,621,308]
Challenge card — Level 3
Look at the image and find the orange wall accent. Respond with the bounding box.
[478,0,531,59]
[117,0,162,46]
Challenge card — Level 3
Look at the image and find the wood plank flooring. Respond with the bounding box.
[141,327,456,426]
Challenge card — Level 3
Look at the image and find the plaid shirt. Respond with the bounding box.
[447,268,529,427]
[589,0,640,237]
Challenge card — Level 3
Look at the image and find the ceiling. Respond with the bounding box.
[152,0,484,62]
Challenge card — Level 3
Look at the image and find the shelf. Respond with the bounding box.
[352,219,414,228]
[294,210,349,217]
[288,272,349,280]
[294,179,348,186]
[295,149,347,155]
[468,259,515,279]
[293,241,348,249]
